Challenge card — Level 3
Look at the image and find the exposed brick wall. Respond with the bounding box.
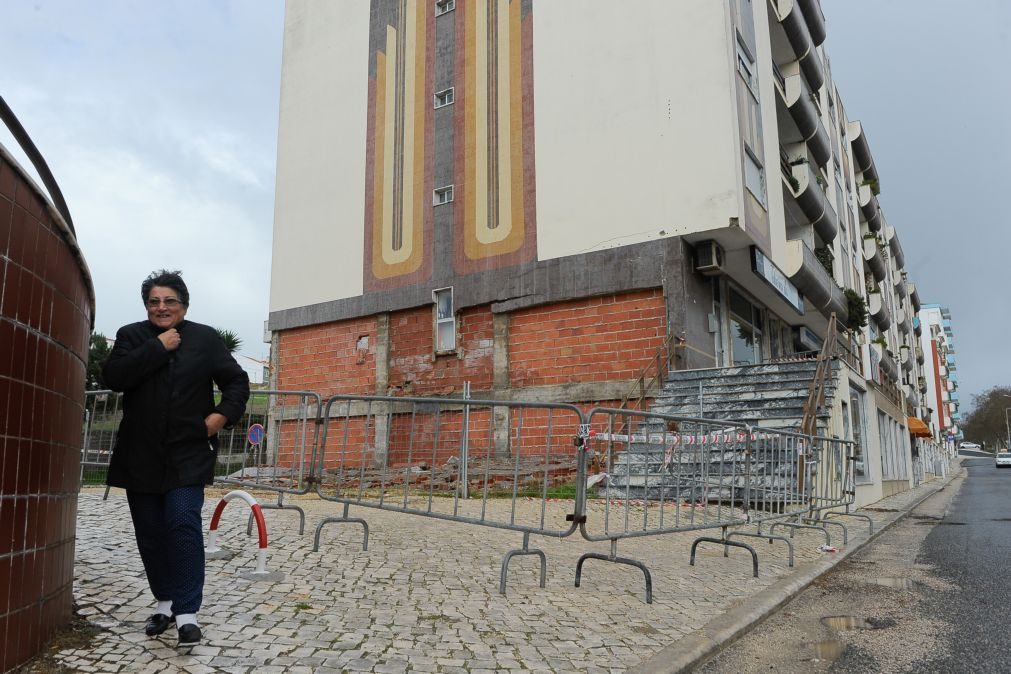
[277,317,377,396]
[1,153,92,672]
[387,305,494,396]
[509,289,667,387]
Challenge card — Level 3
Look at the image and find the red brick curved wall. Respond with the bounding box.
[0,153,93,673]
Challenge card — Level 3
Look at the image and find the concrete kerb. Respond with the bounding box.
[631,459,965,674]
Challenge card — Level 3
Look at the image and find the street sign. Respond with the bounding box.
[247,423,265,446]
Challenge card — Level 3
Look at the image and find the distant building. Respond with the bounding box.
[267,0,939,505]
[918,304,960,450]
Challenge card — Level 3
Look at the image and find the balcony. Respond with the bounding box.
[858,184,882,232]
[907,282,921,313]
[869,292,891,331]
[918,376,928,394]
[913,316,922,337]
[863,236,887,282]
[916,345,924,365]
[900,347,914,372]
[782,239,849,322]
[847,121,880,190]
[865,293,889,331]
[875,344,899,383]
[886,225,905,269]
[894,273,907,297]
[797,0,827,47]
[786,162,838,243]
[778,74,831,167]
[906,387,919,411]
[772,0,825,91]
[896,308,910,334]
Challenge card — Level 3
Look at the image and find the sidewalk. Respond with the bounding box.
[45,461,961,673]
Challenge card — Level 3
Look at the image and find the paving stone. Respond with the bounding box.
[54,477,955,673]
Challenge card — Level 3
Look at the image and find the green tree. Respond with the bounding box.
[87,332,112,389]
[962,386,1011,451]
[216,328,242,354]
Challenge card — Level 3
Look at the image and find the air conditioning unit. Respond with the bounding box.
[695,240,725,275]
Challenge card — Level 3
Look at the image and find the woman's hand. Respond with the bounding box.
[204,412,228,437]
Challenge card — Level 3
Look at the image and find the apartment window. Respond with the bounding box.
[433,87,454,108]
[850,389,870,483]
[435,0,455,16]
[433,185,454,205]
[735,37,758,95]
[744,148,766,206]
[433,287,456,353]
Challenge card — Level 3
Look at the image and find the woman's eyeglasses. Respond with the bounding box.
[146,298,182,308]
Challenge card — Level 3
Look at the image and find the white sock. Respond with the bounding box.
[155,600,173,617]
[176,614,199,628]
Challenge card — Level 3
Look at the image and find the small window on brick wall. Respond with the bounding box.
[433,287,456,353]
[435,0,456,16]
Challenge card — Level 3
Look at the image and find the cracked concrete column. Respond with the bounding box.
[493,313,511,458]
[373,313,391,468]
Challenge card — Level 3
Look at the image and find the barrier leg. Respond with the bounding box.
[312,503,369,553]
[728,531,795,567]
[770,521,830,545]
[499,532,547,595]
[804,517,847,544]
[575,539,653,604]
[690,535,759,578]
[825,511,874,535]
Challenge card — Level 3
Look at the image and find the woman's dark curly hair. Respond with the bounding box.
[141,269,189,307]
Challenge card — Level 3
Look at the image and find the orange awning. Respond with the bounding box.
[907,417,932,438]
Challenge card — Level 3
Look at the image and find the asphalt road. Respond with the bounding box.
[915,454,1011,672]
[698,456,1011,673]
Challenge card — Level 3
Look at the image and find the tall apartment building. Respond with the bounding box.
[918,304,961,449]
[268,0,934,504]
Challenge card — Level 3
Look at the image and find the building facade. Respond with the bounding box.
[268,0,937,505]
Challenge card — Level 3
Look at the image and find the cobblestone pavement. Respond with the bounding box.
[54,468,958,673]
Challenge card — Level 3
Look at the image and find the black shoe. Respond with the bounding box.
[144,613,173,637]
[176,623,202,649]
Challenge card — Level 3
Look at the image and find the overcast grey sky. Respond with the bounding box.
[1,1,1006,401]
[0,1,285,381]
[822,0,1011,408]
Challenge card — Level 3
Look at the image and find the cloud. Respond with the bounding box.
[1,1,284,381]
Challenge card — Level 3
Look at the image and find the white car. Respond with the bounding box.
[960,441,981,449]
[996,452,1011,468]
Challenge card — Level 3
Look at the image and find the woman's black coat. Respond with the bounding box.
[103,319,250,493]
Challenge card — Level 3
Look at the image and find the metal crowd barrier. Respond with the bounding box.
[214,390,322,534]
[78,388,866,603]
[81,390,122,495]
[804,435,873,542]
[311,394,585,594]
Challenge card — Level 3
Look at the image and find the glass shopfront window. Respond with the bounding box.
[729,286,763,366]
